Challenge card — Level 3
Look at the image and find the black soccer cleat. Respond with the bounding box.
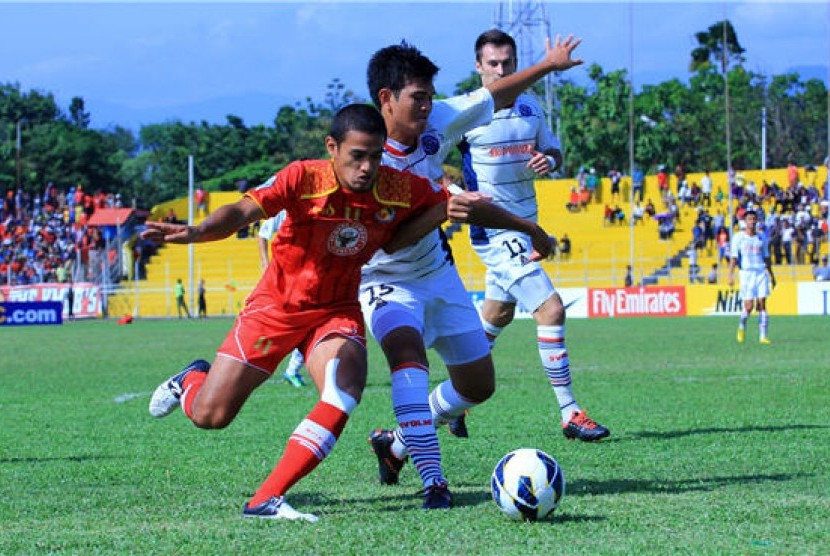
[562,409,610,442]
[369,429,407,485]
[421,482,452,510]
[447,413,469,438]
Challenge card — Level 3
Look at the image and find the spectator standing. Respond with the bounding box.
[65,281,75,321]
[700,170,713,207]
[175,278,191,319]
[197,278,207,318]
[195,185,210,217]
[632,166,644,202]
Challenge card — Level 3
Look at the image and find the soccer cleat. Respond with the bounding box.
[368,429,407,485]
[759,337,772,344]
[562,409,610,442]
[421,482,452,510]
[282,371,306,388]
[736,328,745,343]
[447,412,469,438]
[148,359,211,418]
[242,496,318,523]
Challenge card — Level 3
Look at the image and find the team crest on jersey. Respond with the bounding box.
[518,103,532,117]
[328,222,368,256]
[375,206,396,222]
[421,135,440,155]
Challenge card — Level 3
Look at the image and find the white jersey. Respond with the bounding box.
[460,93,559,243]
[258,210,287,240]
[360,88,495,286]
[730,231,769,271]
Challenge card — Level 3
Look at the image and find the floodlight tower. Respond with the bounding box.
[493,1,558,136]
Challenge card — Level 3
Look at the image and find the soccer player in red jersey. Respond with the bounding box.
[143,104,488,522]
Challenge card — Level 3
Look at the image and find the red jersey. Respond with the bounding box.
[245,159,447,312]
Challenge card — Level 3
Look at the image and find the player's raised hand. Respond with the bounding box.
[141,221,197,244]
[542,35,583,72]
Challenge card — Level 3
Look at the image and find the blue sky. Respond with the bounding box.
[1,1,827,130]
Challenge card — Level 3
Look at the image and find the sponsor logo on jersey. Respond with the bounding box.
[488,143,535,158]
[421,135,440,155]
[375,207,396,223]
[518,103,532,117]
[327,222,368,256]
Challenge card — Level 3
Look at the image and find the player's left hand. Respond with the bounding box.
[542,35,584,72]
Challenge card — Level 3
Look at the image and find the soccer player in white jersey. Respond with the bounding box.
[728,209,776,344]
[451,29,609,442]
[362,36,582,509]
[257,209,306,388]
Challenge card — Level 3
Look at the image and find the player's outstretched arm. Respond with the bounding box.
[449,192,553,259]
[488,35,583,110]
[384,202,448,253]
[141,197,265,245]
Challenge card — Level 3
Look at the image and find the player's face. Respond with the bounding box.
[380,77,434,145]
[327,130,385,193]
[745,212,757,233]
[476,43,517,87]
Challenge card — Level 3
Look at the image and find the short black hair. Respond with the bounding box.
[744,208,757,217]
[367,41,439,108]
[475,29,517,62]
[329,103,387,144]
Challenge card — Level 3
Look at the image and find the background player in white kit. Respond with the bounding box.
[257,209,307,387]
[728,209,776,344]
[451,29,609,441]
[363,36,582,509]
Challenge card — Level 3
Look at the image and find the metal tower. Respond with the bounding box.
[493,1,558,134]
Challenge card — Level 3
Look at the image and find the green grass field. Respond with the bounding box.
[1,316,829,554]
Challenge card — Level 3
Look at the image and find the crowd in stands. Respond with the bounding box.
[0,183,130,286]
[679,165,830,281]
[561,161,829,283]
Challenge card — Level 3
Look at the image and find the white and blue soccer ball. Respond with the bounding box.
[491,448,565,521]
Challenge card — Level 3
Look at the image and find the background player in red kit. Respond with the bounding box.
[143,104,480,522]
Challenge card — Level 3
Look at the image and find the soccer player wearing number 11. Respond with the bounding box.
[453,29,609,442]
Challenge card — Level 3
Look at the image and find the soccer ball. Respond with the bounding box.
[491,448,565,521]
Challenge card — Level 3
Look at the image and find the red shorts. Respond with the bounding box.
[217,299,365,375]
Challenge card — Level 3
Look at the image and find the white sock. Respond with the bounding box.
[538,325,580,423]
[429,380,476,426]
[480,317,503,351]
[759,310,769,339]
[739,309,749,329]
[390,364,445,488]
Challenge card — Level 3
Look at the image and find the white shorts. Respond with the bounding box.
[474,231,557,313]
[739,269,771,301]
[359,265,489,366]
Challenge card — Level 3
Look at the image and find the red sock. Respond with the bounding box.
[248,401,349,507]
[180,370,208,420]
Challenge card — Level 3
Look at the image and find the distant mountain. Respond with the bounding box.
[86,92,297,131]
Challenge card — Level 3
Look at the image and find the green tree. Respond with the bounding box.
[690,20,746,73]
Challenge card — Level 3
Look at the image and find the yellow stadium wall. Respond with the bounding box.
[673,283,798,316]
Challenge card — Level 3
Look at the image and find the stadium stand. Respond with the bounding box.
[102,165,827,317]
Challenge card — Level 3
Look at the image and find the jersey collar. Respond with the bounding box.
[384,136,417,157]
